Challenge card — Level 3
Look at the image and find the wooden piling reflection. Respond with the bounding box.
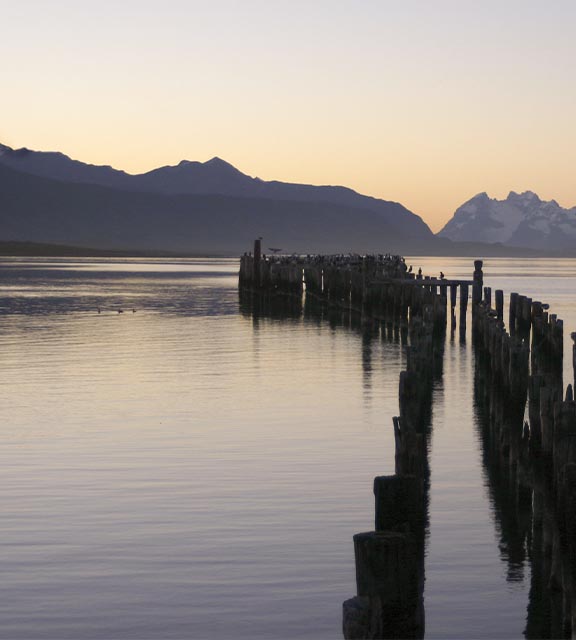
[471,263,576,638]
[239,244,455,638]
[239,245,576,638]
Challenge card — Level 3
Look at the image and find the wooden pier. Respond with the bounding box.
[239,239,475,332]
[238,240,576,638]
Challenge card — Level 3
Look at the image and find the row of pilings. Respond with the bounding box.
[238,241,479,639]
[473,282,576,637]
[341,299,444,638]
[239,239,471,329]
[474,355,575,639]
[341,262,467,639]
[240,244,576,636]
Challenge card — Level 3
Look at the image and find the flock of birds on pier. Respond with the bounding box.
[248,251,446,281]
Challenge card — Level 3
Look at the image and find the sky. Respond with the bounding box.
[3,0,576,232]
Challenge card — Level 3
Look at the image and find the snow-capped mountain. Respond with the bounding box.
[438,191,576,250]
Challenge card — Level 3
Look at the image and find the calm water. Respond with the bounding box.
[1,256,575,639]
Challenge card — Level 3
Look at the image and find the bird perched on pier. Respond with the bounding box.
[440,272,445,279]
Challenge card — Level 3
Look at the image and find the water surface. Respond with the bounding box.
[1,256,575,638]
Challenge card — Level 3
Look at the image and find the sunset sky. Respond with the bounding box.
[3,0,576,231]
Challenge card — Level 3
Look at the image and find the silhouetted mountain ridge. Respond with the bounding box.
[0,162,434,254]
[1,143,560,256]
[0,143,431,239]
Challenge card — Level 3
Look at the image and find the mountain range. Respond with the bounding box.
[0,143,435,255]
[438,191,576,251]
[1,142,570,256]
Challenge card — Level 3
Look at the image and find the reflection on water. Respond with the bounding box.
[1,258,403,639]
[474,350,570,639]
[473,309,576,640]
[2,256,576,638]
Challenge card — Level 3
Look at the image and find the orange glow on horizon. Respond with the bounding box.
[4,1,576,234]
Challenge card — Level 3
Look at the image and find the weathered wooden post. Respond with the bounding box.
[253,238,262,289]
[509,339,530,417]
[540,381,556,459]
[553,399,576,486]
[472,260,483,310]
[239,253,247,286]
[450,284,457,330]
[552,317,563,381]
[460,283,469,333]
[516,295,525,337]
[520,296,532,342]
[260,257,271,290]
[484,286,492,309]
[304,266,322,296]
[343,530,422,639]
[495,289,504,323]
[529,373,543,452]
[509,292,518,336]
[353,531,416,598]
[439,284,448,326]
[374,475,423,534]
[393,416,427,477]
[399,369,419,433]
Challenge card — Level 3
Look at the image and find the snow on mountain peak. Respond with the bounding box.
[507,190,541,206]
[439,190,576,250]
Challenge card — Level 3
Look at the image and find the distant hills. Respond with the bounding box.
[439,191,576,251]
[0,162,433,255]
[0,143,436,255]
[0,142,568,256]
[0,144,428,238]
